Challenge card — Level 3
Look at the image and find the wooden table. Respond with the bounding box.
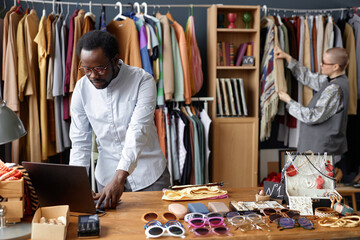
[63,187,360,239]
[336,184,360,211]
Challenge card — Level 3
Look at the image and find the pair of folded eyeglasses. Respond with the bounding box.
[226,211,271,232]
[184,212,232,236]
[144,220,185,238]
[260,208,313,230]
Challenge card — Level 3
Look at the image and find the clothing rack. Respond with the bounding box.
[168,97,214,114]
[17,0,214,9]
[261,5,360,16]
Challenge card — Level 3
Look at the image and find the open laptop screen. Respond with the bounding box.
[22,162,97,214]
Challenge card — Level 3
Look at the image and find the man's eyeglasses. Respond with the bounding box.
[79,60,112,76]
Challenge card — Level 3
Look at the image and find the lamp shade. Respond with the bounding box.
[0,99,27,144]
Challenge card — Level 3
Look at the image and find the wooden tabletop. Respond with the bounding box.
[64,187,360,239]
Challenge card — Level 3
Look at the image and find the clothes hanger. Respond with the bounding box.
[141,2,150,17]
[15,0,24,14]
[41,0,45,17]
[64,3,69,23]
[133,2,140,14]
[0,0,6,15]
[50,0,56,15]
[84,1,95,21]
[185,105,193,117]
[113,2,126,20]
[166,5,175,23]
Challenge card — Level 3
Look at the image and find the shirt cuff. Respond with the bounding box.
[286,99,296,110]
[287,58,297,70]
[117,160,136,175]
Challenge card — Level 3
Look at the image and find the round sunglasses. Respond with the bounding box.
[144,220,185,238]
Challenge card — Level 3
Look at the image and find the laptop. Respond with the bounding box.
[22,162,99,214]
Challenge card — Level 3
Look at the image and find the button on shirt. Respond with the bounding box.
[69,61,166,191]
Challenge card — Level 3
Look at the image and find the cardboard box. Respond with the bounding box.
[0,177,24,198]
[0,178,24,223]
[31,205,70,240]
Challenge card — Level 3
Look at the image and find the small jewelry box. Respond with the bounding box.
[187,203,209,214]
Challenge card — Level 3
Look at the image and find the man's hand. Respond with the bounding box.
[278,90,292,103]
[93,170,129,209]
[274,46,292,63]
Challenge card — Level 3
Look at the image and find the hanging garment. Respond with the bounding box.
[154,108,166,158]
[302,16,313,106]
[123,11,153,75]
[156,13,173,103]
[17,12,28,103]
[99,5,106,31]
[24,9,41,162]
[76,12,95,81]
[46,14,56,100]
[144,16,159,61]
[4,11,24,164]
[174,110,186,179]
[343,22,358,115]
[61,17,70,149]
[348,14,360,99]
[259,17,279,141]
[178,110,192,185]
[312,17,318,73]
[167,12,192,104]
[148,14,164,106]
[170,112,180,182]
[171,26,185,102]
[185,15,203,96]
[316,15,324,73]
[107,18,142,68]
[323,16,334,54]
[333,23,343,48]
[2,6,16,82]
[199,109,211,184]
[69,9,84,92]
[34,14,56,160]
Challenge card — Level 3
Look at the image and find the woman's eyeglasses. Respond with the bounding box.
[144,220,185,238]
[79,60,112,76]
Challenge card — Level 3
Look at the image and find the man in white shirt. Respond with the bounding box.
[69,30,169,209]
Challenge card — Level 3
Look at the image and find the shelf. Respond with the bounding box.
[217,28,257,33]
[216,66,256,70]
[214,116,258,123]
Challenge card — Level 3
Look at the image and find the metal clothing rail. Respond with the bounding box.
[18,0,214,8]
[261,5,360,16]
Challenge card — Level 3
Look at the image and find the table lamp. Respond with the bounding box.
[0,97,27,145]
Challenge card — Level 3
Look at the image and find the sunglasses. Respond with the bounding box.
[144,220,185,238]
[228,215,255,232]
[187,216,225,228]
[142,211,179,223]
[191,225,231,236]
[246,213,271,231]
[261,208,290,216]
[276,217,314,230]
[184,212,222,223]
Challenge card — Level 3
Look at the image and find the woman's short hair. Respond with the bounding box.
[326,47,349,71]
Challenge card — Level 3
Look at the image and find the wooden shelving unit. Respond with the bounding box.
[207,5,260,187]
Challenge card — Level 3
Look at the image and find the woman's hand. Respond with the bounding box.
[274,46,292,63]
[278,90,292,103]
